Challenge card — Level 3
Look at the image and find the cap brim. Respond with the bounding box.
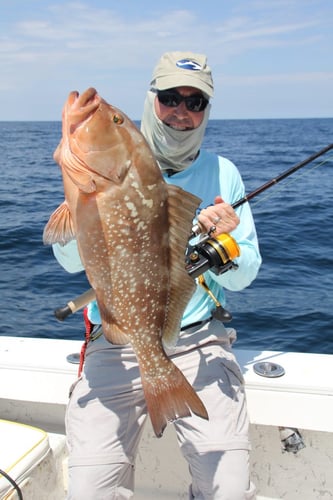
[154,74,213,98]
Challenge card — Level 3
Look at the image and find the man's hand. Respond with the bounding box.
[197,196,239,235]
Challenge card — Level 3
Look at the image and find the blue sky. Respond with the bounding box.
[1,0,332,120]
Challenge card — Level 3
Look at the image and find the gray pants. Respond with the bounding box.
[66,321,256,499]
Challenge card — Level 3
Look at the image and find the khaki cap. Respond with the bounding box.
[150,51,214,98]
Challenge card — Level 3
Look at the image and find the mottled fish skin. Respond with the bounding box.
[43,88,208,436]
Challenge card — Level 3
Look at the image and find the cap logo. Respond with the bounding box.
[176,58,202,71]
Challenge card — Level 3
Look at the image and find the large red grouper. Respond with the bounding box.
[43,88,208,437]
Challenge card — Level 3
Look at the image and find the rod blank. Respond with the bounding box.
[232,143,333,209]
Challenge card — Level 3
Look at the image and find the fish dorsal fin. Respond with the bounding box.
[43,201,76,245]
[162,185,201,347]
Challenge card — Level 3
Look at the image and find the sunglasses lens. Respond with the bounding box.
[157,91,182,108]
[157,91,208,112]
[186,95,208,112]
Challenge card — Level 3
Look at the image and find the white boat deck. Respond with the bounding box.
[1,336,333,499]
[1,336,332,432]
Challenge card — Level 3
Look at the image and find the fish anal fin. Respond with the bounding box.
[102,322,130,345]
[43,201,75,245]
[85,298,130,345]
[141,361,208,438]
[162,185,202,347]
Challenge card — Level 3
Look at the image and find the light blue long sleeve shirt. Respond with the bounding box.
[53,149,261,326]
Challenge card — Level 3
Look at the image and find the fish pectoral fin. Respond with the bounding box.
[43,201,75,245]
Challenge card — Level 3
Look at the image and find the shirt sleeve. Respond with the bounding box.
[53,241,101,323]
[207,156,262,291]
[52,240,84,274]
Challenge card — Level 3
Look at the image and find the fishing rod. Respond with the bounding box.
[55,288,96,321]
[231,142,333,210]
[54,143,333,322]
[190,142,333,237]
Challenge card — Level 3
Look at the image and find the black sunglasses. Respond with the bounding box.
[156,89,209,112]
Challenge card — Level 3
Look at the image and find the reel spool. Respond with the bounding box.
[185,232,240,279]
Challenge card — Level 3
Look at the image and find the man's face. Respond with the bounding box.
[154,86,206,131]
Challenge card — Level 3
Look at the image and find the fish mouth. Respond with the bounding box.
[67,87,101,134]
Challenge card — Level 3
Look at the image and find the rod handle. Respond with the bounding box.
[54,288,96,321]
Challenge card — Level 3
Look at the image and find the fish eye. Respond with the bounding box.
[113,114,124,124]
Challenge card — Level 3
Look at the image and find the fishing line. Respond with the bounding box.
[230,143,333,211]
[249,155,333,209]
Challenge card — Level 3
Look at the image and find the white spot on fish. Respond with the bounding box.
[125,201,138,217]
[137,221,147,231]
[142,198,153,209]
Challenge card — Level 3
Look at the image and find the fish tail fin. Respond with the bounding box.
[141,362,208,438]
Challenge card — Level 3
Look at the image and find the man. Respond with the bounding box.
[54,51,261,499]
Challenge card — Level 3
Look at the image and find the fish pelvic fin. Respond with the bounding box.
[162,185,202,347]
[141,362,208,438]
[43,201,75,245]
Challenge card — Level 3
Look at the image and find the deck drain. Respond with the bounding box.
[66,353,80,364]
[253,361,285,378]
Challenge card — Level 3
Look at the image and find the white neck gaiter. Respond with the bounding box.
[140,91,211,174]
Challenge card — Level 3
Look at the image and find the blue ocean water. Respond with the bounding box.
[1,118,332,354]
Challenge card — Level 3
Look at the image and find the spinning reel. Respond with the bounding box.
[185,227,240,322]
[185,228,240,279]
